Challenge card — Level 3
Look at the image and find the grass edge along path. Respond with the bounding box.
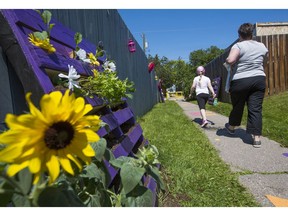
[138,101,259,207]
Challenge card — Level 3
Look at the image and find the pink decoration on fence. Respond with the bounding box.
[128,39,136,52]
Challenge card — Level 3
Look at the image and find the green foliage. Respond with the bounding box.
[74,32,83,51]
[35,10,55,37]
[189,46,225,67]
[0,139,164,207]
[77,70,135,107]
[33,31,48,40]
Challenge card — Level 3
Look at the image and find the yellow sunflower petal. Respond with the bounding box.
[66,153,82,170]
[58,90,75,121]
[33,172,41,185]
[26,93,47,124]
[29,157,41,174]
[40,92,60,120]
[80,129,100,143]
[82,143,96,157]
[0,145,24,163]
[67,138,93,165]
[7,161,30,177]
[5,113,34,130]
[0,130,28,146]
[46,152,60,184]
[76,115,101,131]
[58,154,74,176]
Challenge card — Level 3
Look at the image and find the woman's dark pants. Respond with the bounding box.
[229,76,266,135]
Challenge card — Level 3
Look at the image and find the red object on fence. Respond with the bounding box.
[148,62,155,73]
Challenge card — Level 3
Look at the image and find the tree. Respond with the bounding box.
[189,45,224,67]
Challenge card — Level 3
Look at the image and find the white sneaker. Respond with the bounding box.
[201,120,208,128]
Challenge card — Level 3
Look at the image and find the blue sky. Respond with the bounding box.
[119,9,288,62]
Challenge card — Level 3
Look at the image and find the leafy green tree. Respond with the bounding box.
[189,45,224,67]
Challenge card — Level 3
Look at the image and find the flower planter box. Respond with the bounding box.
[0,9,159,206]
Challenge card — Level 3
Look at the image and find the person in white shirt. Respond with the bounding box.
[225,23,268,148]
[189,66,216,128]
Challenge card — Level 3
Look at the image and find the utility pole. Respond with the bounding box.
[141,33,146,54]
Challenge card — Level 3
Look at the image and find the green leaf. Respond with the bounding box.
[147,166,166,191]
[74,32,83,45]
[37,186,84,207]
[125,93,133,99]
[34,9,41,15]
[16,168,33,195]
[12,193,31,207]
[109,156,134,169]
[49,23,55,30]
[33,31,48,40]
[104,148,115,162]
[124,185,153,207]
[87,194,101,207]
[91,138,107,161]
[80,163,99,178]
[120,163,145,194]
[41,10,52,25]
[0,180,14,207]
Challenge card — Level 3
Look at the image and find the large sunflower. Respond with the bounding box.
[0,90,101,184]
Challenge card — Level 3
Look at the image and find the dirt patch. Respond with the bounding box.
[157,166,191,207]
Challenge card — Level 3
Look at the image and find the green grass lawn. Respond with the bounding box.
[138,101,259,207]
[203,91,288,147]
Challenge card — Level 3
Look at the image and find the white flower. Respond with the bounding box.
[76,48,91,63]
[103,61,116,72]
[58,65,81,90]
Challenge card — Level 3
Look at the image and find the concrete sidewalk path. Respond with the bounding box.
[175,99,288,207]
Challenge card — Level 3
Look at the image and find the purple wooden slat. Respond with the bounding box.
[111,127,124,139]
[34,47,92,76]
[14,10,97,53]
[112,144,128,158]
[113,107,134,125]
[14,18,100,80]
[120,136,134,154]
[14,10,45,31]
[85,96,104,107]
[103,160,118,186]
[101,113,119,131]
[38,68,57,93]
[96,127,107,137]
[127,124,143,144]
[1,10,54,94]
[146,176,157,206]
[120,124,143,154]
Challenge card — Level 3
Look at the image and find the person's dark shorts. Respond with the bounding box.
[196,93,210,109]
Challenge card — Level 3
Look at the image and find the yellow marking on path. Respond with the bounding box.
[206,111,216,116]
[266,195,288,207]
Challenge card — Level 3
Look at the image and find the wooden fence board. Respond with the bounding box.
[279,35,286,92]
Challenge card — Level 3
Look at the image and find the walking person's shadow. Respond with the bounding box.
[216,128,254,145]
[193,118,215,126]
[193,118,254,145]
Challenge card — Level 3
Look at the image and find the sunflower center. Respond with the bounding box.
[44,121,75,150]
